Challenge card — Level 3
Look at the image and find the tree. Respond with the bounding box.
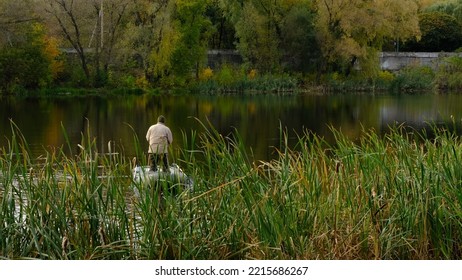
[0,23,62,93]
[220,0,319,73]
[170,0,212,83]
[0,0,37,46]
[402,12,462,52]
[238,0,287,72]
[205,0,235,49]
[235,2,280,71]
[99,0,130,76]
[0,0,63,94]
[87,0,130,86]
[41,0,94,82]
[315,0,420,77]
[425,0,462,43]
[280,1,319,73]
[120,0,178,83]
[39,0,129,86]
[425,0,462,23]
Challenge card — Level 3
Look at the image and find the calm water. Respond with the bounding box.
[1,92,462,161]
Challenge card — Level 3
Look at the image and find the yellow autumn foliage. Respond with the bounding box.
[315,0,420,77]
[199,67,214,80]
[248,69,257,80]
[31,23,64,80]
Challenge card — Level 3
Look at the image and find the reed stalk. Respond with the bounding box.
[1,120,462,259]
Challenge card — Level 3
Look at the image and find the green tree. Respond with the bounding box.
[169,0,212,84]
[425,0,462,23]
[235,1,280,71]
[88,0,130,86]
[217,0,275,71]
[205,0,235,49]
[0,23,59,94]
[99,0,130,76]
[280,1,319,73]
[403,12,462,52]
[120,0,178,84]
[220,0,319,73]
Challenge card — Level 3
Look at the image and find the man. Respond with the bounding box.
[146,115,173,172]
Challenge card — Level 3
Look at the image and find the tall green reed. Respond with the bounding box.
[1,119,462,259]
[1,121,137,259]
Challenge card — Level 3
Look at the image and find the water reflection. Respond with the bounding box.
[1,93,462,161]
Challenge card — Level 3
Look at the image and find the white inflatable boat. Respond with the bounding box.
[132,163,194,191]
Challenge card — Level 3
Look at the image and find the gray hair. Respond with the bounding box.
[157,115,165,123]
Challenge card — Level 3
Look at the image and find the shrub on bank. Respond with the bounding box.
[389,65,435,93]
[192,64,298,94]
[435,56,462,91]
[8,55,462,96]
[322,70,397,93]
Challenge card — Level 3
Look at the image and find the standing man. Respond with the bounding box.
[146,115,173,172]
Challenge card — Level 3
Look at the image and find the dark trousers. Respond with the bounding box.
[149,153,169,171]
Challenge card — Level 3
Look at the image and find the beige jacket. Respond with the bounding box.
[146,122,173,154]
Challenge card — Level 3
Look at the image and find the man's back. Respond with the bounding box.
[146,122,172,154]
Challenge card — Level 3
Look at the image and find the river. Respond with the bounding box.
[1,92,462,161]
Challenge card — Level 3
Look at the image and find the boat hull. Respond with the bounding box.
[132,163,193,191]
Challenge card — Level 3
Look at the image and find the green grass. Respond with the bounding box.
[1,120,462,259]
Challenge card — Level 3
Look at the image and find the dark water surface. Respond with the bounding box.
[1,93,462,161]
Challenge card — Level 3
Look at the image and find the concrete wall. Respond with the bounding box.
[205,50,462,71]
[380,52,462,71]
[206,50,242,69]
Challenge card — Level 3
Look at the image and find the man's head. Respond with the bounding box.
[157,115,165,123]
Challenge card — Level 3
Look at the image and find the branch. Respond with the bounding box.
[0,18,41,25]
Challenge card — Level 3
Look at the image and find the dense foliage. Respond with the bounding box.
[0,23,62,93]
[1,0,462,95]
[402,12,462,52]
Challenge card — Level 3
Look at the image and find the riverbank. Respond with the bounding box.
[1,123,461,259]
[2,60,450,97]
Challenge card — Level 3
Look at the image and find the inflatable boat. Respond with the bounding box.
[132,163,194,191]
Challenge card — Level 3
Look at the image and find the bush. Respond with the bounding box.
[435,55,462,90]
[192,63,299,94]
[0,23,63,95]
[199,67,214,81]
[390,66,435,92]
[215,64,235,88]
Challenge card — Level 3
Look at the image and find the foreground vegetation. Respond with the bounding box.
[1,121,462,259]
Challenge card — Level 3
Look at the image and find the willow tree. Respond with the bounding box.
[170,0,212,84]
[120,0,178,84]
[220,0,317,73]
[315,0,420,77]
[218,0,278,71]
[426,0,462,27]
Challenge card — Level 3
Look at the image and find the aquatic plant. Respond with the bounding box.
[1,120,462,259]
